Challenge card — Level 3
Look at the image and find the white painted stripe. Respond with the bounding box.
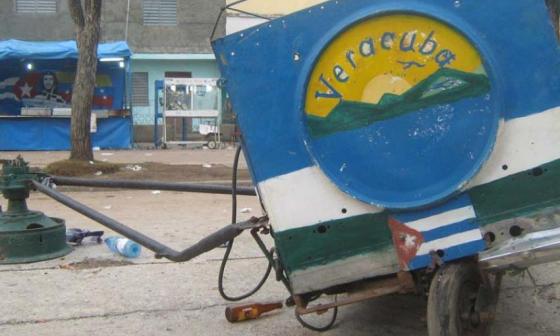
[0,77,19,89]
[258,166,383,232]
[289,248,399,294]
[406,206,476,232]
[468,106,560,188]
[416,229,483,256]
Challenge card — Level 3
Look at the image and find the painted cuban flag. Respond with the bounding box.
[0,77,20,100]
[389,195,486,271]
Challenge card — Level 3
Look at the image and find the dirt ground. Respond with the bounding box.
[99,162,250,182]
[42,161,250,183]
[1,149,560,335]
[3,148,250,183]
[0,148,248,169]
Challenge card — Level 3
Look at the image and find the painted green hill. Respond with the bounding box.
[307,68,491,138]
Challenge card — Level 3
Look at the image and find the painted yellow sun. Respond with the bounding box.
[361,75,412,104]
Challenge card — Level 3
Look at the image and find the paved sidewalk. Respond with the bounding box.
[0,189,559,335]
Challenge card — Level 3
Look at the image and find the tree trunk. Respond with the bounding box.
[69,0,102,161]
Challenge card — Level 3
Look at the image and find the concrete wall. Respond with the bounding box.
[0,0,225,53]
[0,1,74,41]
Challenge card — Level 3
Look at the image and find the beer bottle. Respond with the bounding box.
[225,301,283,322]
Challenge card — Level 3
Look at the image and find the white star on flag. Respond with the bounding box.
[19,82,32,97]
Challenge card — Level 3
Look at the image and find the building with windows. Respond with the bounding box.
[0,0,226,144]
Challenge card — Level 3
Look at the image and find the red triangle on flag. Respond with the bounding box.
[388,216,424,270]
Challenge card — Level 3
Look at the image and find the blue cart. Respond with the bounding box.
[211,0,560,334]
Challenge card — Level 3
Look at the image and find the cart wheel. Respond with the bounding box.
[207,140,217,150]
[427,262,492,336]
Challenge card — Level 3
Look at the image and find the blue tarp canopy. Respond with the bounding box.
[0,40,131,60]
[0,117,131,150]
[0,39,132,150]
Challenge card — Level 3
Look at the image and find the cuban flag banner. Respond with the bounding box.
[389,195,486,271]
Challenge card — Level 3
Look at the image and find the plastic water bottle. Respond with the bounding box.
[105,236,141,258]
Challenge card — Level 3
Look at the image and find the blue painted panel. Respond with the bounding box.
[213,0,560,206]
[309,96,498,208]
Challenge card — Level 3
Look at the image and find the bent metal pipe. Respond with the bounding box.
[31,180,266,262]
[51,176,257,196]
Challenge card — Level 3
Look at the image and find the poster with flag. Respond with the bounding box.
[0,68,118,115]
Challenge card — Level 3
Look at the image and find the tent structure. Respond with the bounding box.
[0,40,133,150]
[0,40,131,60]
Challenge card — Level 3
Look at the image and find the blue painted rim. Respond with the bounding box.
[294,1,504,210]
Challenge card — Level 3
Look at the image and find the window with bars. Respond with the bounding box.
[143,0,177,26]
[132,72,149,107]
[15,0,57,14]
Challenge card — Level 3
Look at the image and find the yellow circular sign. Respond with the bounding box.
[305,14,486,121]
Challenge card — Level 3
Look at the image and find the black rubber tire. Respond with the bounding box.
[427,262,491,336]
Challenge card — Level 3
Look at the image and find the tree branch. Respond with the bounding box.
[68,0,85,29]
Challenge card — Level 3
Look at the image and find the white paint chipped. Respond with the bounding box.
[258,166,383,232]
[289,248,399,294]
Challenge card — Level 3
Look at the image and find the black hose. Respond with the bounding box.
[218,146,336,332]
[218,145,272,301]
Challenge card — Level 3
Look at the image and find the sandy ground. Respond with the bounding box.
[1,149,560,335]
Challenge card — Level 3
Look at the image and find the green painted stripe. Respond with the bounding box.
[274,158,560,275]
[469,158,560,225]
[273,213,393,274]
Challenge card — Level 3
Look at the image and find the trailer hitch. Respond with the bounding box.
[30,179,268,263]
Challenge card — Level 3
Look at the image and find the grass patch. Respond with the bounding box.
[45,159,121,177]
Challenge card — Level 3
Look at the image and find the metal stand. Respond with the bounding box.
[161,78,222,148]
[0,157,70,264]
